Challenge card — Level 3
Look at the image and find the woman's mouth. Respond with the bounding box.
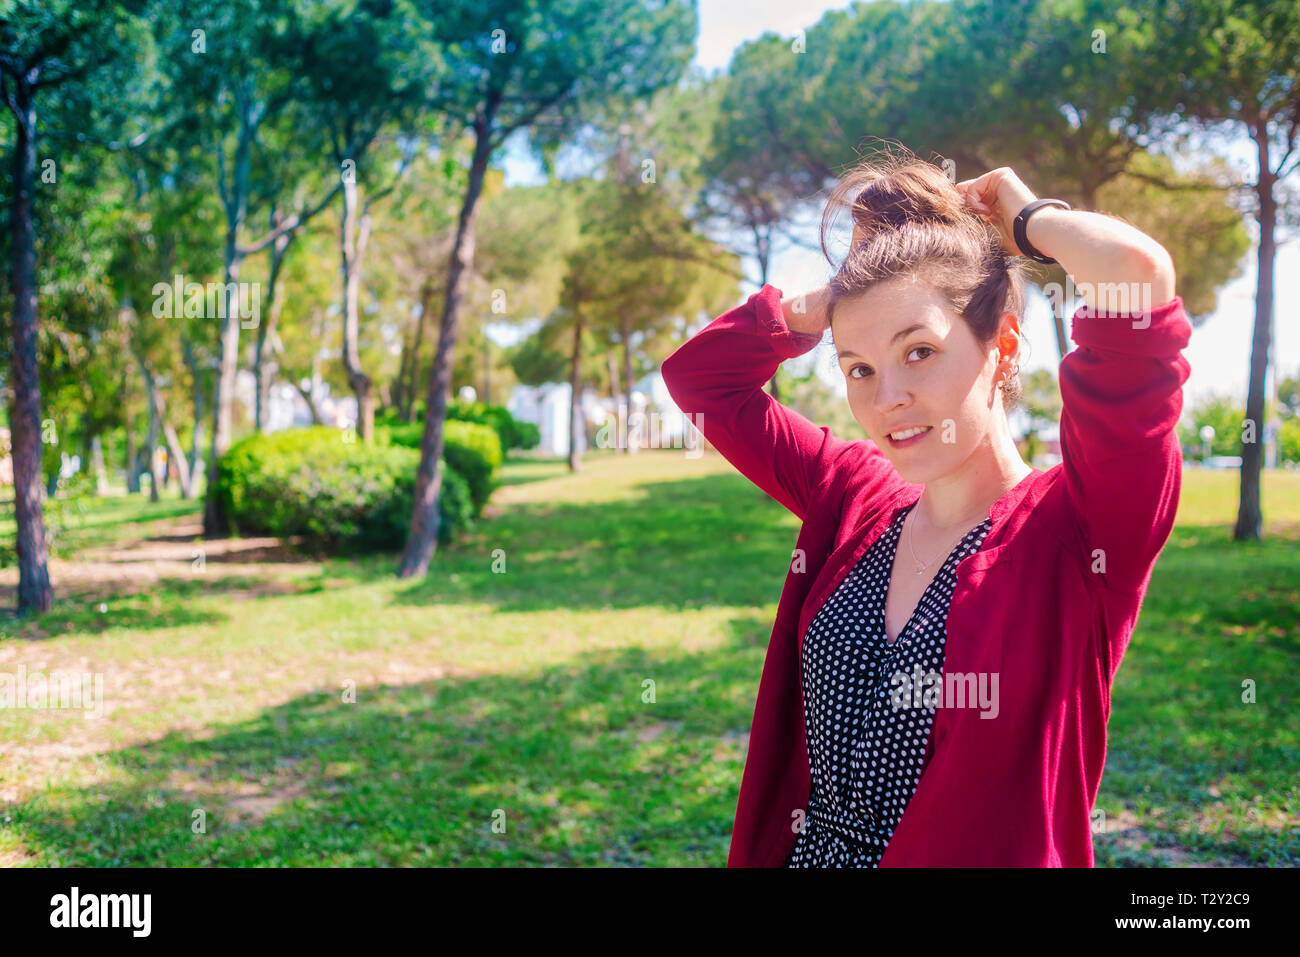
[886,425,932,449]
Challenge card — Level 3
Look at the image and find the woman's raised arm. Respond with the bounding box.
[958,169,1191,588]
[660,283,899,522]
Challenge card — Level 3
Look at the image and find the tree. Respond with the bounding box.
[453,174,578,406]
[580,180,739,458]
[807,0,1246,359]
[108,151,223,500]
[0,0,151,613]
[162,0,340,535]
[397,0,697,577]
[1160,0,1300,539]
[285,0,438,440]
[266,216,350,428]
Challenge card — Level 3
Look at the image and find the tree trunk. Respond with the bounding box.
[1051,309,1070,362]
[125,415,140,494]
[144,372,161,502]
[1234,128,1277,541]
[399,280,433,422]
[292,379,321,424]
[621,318,636,455]
[6,75,52,613]
[758,253,782,402]
[607,348,620,402]
[204,89,256,537]
[394,308,416,419]
[135,348,193,499]
[606,349,622,453]
[255,212,293,433]
[340,172,375,441]
[90,435,109,495]
[398,94,498,579]
[568,306,584,472]
[184,337,206,493]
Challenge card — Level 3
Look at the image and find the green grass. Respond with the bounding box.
[0,453,1294,866]
[1092,467,1299,866]
[0,483,204,561]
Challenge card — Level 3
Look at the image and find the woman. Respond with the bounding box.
[660,151,1192,867]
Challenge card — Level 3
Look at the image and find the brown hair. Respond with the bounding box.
[819,143,1028,406]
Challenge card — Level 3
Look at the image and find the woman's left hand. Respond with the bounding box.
[954,168,1039,257]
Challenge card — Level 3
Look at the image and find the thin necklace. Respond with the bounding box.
[904,507,984,576]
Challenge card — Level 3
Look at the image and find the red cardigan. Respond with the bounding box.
[661,283,1192,867]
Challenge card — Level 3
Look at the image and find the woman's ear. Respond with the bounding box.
[996,312,1022,362]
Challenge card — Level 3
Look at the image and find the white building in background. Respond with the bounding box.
[507,382,598,456]
[506,370,695,457]
[235,370,357,433]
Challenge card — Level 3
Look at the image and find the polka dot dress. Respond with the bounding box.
[786,502,992,867]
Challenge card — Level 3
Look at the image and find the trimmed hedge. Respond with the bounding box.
[384,400,540,452]
[381,419,502,517]
[448,399,541,452]
[215,426,473,551]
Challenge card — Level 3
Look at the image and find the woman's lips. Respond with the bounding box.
[886,425,932,449]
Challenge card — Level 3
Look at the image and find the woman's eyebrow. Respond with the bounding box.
[836,323,928,360]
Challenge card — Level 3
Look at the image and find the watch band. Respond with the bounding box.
[1013,198,1072,263]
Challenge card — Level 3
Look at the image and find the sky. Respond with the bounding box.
[500,0,1298,407]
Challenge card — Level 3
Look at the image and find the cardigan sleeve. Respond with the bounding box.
[661,283,896,522]
[1057,294,1193,592]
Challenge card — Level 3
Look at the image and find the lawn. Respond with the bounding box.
[0,453,1295,866]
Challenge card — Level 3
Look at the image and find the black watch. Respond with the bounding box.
[1013,199,1071,263]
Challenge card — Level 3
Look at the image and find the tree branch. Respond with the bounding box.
[1117,168,1246,192]
[236,180,342,256]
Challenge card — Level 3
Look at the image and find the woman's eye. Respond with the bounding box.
[848,364,873,380]
[906,346,934,362]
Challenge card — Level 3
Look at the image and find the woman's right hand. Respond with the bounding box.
[781,285,831,336]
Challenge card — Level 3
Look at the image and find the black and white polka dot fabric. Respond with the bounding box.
[786,502,992,867]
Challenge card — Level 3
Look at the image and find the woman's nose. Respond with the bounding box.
[874,373,910,412]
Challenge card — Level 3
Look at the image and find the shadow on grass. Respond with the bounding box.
[0,575,327,639]
[493,456,571,489]
[1092,521,1299,866]
[380,472,799,614]
[8,622,774,866]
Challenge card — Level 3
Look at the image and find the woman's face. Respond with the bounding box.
[831,275,1013,485]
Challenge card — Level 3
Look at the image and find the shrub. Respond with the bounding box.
[394,399,540,452]
[449,399,540,452]
[380,419,502,516]
[1279,417,1300,467]
[215,426,473,551]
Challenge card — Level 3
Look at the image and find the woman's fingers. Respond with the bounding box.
[958,168,1041,255]
[956,175,996,216]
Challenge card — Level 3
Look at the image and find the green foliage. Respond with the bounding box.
[380,400,538,453]
[441,419,503,514]
[447,399,539,452]
[1278,418,1300,467]
[380,418,502,516]
[1278,373,1299,421]
[41,471,99,560]
[214,426,472,551]
[1179,396,1248,458]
